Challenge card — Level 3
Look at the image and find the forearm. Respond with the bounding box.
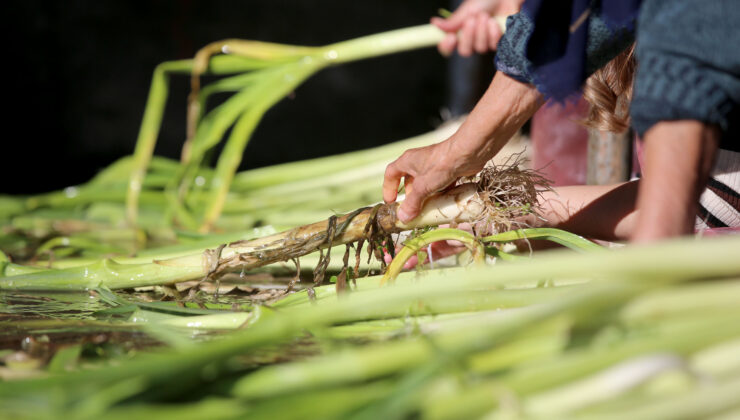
[444,72,543,175]
[526,120,719,243]
[631,121,719,242]
[531,182,639,241]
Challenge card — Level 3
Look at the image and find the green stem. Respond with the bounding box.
[381,228,485,285]
[323,24,444,64]
[1,237,738,418]
[0,259,202,291]
[188,25,443,228]
[425,313,740,420]
[481,228,603,252]
[126,60,191,227]
[573,375,740,420]
[233,315,572,399]
[125,56,265,227]
[620,279,740,325]
[198,63,319,231]
[229,122,458,192]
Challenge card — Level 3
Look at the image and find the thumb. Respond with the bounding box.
[398,183,429,223]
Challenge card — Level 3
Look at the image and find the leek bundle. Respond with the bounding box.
[2,236,739,420]
[126,25,447,231]
[0,158,560,291]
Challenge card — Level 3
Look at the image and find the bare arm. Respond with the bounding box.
[530,121,719,242]
[530,182,639,241]
[630,121,719,242]
[383,72,543,223]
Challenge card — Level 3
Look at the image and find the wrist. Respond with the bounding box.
[500,0,525,15]
[452,73,542,170]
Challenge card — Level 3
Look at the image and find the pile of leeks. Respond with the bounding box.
[1,23,739,420]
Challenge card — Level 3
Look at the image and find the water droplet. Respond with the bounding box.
[221,45,231,54]
[130,181,141,193]
[427,244,434,268]
[239,266,246,278]
[195,176,206,187]
[64,186,79,198]
[21,336,34,351]
[301,56,314,64]
[324,50,338,60]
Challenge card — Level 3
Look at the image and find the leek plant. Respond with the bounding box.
[0,180,574,291]
[0,150,572,292]
[2,121,460,261]
[124,25,447,231]
[380,227,602,285]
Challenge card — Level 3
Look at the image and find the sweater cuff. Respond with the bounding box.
[631,51,736,136]
[494,13,535,85]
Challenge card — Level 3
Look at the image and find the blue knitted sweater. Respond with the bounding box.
[495,0,740,151]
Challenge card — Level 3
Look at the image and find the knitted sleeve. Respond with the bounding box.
[494,4,635,100]
[630,0,740,147]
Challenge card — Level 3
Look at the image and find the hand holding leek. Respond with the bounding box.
[384,72,544,223]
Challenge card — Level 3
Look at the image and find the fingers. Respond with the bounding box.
[437,33,458,57]
[383,163,404,204]
[457,18,476,57]
[384,143,458,223]
[487,17,504,50]
[430,16,446,29]
[433,0,506,57]
[398,177,429,223]
[474,13,489,54]
[403,254,420,270]
[433,241,468,259]
[431,14,460,57]
[431,12,466,32]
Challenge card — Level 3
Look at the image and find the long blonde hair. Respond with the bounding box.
[583,45,636,133]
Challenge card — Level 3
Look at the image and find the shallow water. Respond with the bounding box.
[0,272,312,363]
[0,285,275,355]
[0,290,157,355]
[0,291,107,322]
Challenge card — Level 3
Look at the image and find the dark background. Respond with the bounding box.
[5,0,493,194]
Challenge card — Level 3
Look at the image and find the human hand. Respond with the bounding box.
[384,72,544,224]
[431,0,522,57]
[382,139,486,223]
[383,142,458,223]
